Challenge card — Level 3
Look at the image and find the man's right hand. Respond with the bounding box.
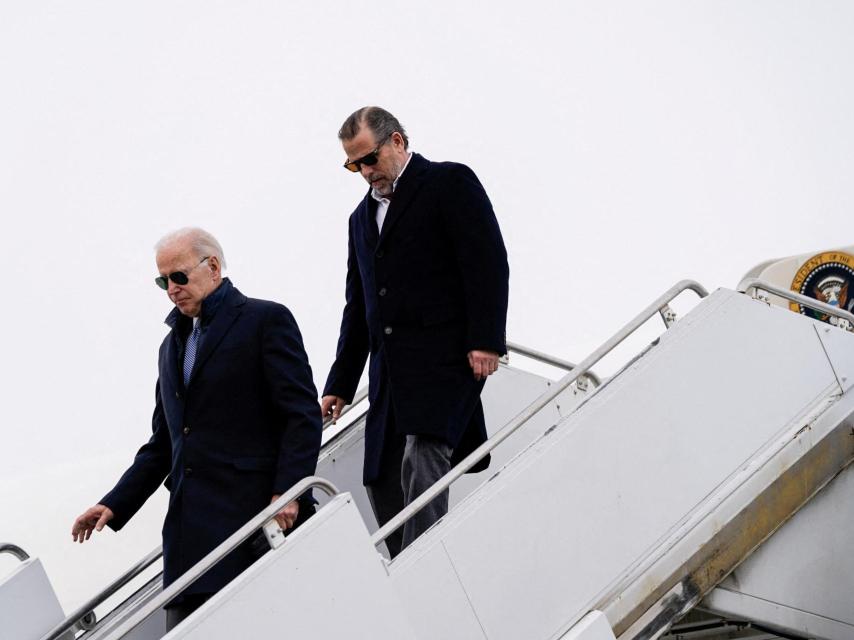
[321,395,348,423]
[71,504,114,543]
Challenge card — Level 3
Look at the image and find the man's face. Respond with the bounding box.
[343,128,408,197]
[156,240,220,317]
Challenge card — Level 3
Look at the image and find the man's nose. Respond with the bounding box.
[167,279,181,295]
[360,164,374,179]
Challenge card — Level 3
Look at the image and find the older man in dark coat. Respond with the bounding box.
[71,228,322,629]
[322,107,509,557]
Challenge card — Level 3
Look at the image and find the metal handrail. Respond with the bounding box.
[322,385,369,430]
[371,279,709,548]
[42,422,355,640]
[0,543,29,561]
[78,573,163,639]
[100,476,338,640]
[39,545,163,640]
[738,277,854,329]
[506,341,601,387]
[323,342,601,432]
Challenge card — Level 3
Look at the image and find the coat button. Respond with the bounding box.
[183,426,190,435]
[384,326,393,335]
[379,287,387,297]
[376,250,384,258]
[175,391,181,400]
[184,467,193,476]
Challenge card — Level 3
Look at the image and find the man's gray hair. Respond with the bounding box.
[338,106,409,150]
[155,227,227,269]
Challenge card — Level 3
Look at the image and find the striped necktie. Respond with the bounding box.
[183,322,201,387]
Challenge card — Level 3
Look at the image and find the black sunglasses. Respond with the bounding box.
[343,135,392,172]
[155,257,209,290]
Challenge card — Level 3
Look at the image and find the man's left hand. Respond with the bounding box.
[467,350,500,381]
[270,496,299,531]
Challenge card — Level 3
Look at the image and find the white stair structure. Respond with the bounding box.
[0,546,73,640]
[10,279,854,640]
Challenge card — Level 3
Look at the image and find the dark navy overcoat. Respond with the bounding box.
[101,279,322,595]
[324,153,509,484]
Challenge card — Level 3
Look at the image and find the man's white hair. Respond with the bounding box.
[155,227,227,269]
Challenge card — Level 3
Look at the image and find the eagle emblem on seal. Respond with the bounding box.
[789,251,854,323]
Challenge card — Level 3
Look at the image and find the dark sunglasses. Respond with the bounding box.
[343,135,392,172]
[155,257,209,290]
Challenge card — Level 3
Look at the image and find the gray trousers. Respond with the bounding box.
[367,434,452,558]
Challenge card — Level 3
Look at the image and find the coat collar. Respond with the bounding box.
[191,284,245,381]
[378,152,429,246]
[358,152,429,248]
[164,278,236,329]
[364,196,379,247]
[164,278,247,387]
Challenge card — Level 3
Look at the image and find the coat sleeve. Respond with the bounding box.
[323,215,370,401]
[261,304,323,496]
[100,380,172,530]
[441,164,510,355]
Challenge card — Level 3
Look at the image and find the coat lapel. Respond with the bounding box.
[163,308,183,391]
[361,194,379,248]
[377,153,429,247]
[189,286,247,385]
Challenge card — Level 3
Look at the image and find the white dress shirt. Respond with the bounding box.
[371,152,413,233]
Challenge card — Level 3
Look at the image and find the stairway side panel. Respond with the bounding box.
[392,290,839,640]
[707,462,854,635]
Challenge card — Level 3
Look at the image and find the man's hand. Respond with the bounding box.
[468,350,500,381]
[321,395,348,423]
[271,496,299,531]
[71,504,114,543]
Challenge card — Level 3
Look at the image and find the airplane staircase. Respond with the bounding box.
[5,279,854,640]
[14,341,594,640]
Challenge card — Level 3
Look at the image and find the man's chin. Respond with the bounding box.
[177,302,199,317]
[371,181,391,196]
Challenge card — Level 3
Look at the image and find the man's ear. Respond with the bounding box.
[208,255,221,276]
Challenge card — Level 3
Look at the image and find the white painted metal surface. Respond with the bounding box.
[83,577,165,640]
[611,383,854,640]
[559,612,617,640]
[15,287,854,640]
[389,289,850,640]
[315,362,583,554]
[815,321,854,393]
[0,558,70,640]
[166,494,416,640]
[704,461,854,639]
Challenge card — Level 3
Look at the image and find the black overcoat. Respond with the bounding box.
[101,280,322,595]
[324,153,509,484]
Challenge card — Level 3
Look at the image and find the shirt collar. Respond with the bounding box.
[371,151,413,203]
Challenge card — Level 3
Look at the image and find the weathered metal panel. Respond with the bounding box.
[614,394,854,639]
[703,460,854,638]
[389,289,848,640]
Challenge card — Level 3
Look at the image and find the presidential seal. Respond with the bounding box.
[789,251,854,322]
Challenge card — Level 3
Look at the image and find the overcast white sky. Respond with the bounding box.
[1,1,852,612]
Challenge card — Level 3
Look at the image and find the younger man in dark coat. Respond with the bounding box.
[322,107,509,556]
